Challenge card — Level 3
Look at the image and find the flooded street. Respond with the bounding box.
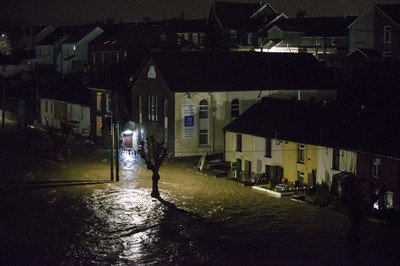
[1,140,400,265]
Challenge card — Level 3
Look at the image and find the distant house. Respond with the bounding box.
[348,4,400,61]
[130,51,337,157]
[224,97,400,210]
[162,18,208,50]
[207,1,278,50]
[40,75,91,136]
[87,23,188,75]
[60,25,103,75]
[265,16,356,62]
[22,25,103,74]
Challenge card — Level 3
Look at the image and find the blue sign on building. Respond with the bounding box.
[184,115,194,127]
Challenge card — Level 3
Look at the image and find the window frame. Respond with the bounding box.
[372,157,381,178]
[298,144,305,163]
[265,138,272,158]
[332,148,340,170]
[236,134,242,152]
[384,25,392,43]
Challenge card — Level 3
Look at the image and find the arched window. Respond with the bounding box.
[199,100,209,145]
[138,96,142,123]
[231,99,240,120]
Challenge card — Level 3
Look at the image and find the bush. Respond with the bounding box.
[313,182,332,207]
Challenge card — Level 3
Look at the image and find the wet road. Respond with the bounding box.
[1,153,400,265]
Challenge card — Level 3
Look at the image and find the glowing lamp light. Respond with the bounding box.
[122,129,133,135]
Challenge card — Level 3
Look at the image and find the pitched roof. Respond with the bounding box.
[224,97,400,159]
[269,16,356,37]
[40,75,90,105]
[63,25,101,44]
[149,51,335,92]
[36,25,88,45]
[376,4,400,26]
[86,55,145,91]
[212,1,272,30]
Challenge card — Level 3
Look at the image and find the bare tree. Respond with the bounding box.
[138,136,168,198]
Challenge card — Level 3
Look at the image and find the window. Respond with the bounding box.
[236,134,242,152]
[332,149,340,170]
[193,33,198,44]
[372,157,381,178]
[148,95,151,120]
[230,30,237,39]
[331,37,336,46]
[231,99,240,121]
[356,26,364,43]
[199,99,209,145]
[106,93,111,113]
[383,52,392,59]
[96,92,102,112]
[247,33,253,45]
[265,138,272,158]
[384,26,391,43]
[384,191,393,209]
[298,144,305,163]
[164,99,168,141]
[147,95,157,122]
[316,37,322,46]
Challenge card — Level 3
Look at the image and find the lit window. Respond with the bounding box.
[372,157,381,178]
[265,138,272,157]
[236,134,242,152]
[199,99,208,145]
[298,144,305,163]
[332,149,340,170]
[384,26,391,43]
[231,99,240,121]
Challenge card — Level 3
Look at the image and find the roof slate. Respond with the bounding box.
[224,97,400,159]
[149,51,336,92]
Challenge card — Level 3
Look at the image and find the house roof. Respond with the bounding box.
[211,1,273,30]
[349,4,400,29]
[36,25,88,45]
[63,25,101,44]
[162,18,207,33]
[86,55,145,91]
[149,51,336,92]
[269,16,356,37]
[376,4,400,27]
[40,75,90,105]
[224,97,400,159]
[302,16,357,37]
[89,24,187,52]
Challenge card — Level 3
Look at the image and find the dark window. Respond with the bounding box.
[231,99,240,121]
[372,157,381,178]
[236,134,242,152]
[265,138,272,157]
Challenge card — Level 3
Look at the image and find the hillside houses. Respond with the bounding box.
[1,2,400,214]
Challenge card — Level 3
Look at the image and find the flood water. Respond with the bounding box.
[1,153,399,265]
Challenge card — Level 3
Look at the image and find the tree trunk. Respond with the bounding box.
[151,171,160,198]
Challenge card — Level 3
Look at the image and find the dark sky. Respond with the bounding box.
[1,0,399,26]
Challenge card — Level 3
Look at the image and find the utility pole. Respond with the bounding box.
[2,81,5,132]
[114,91,120,182]
[110,111,114,181]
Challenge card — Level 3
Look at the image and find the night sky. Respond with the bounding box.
[1,0,399,26]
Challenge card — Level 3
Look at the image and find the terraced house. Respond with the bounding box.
[224,97,400,210]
